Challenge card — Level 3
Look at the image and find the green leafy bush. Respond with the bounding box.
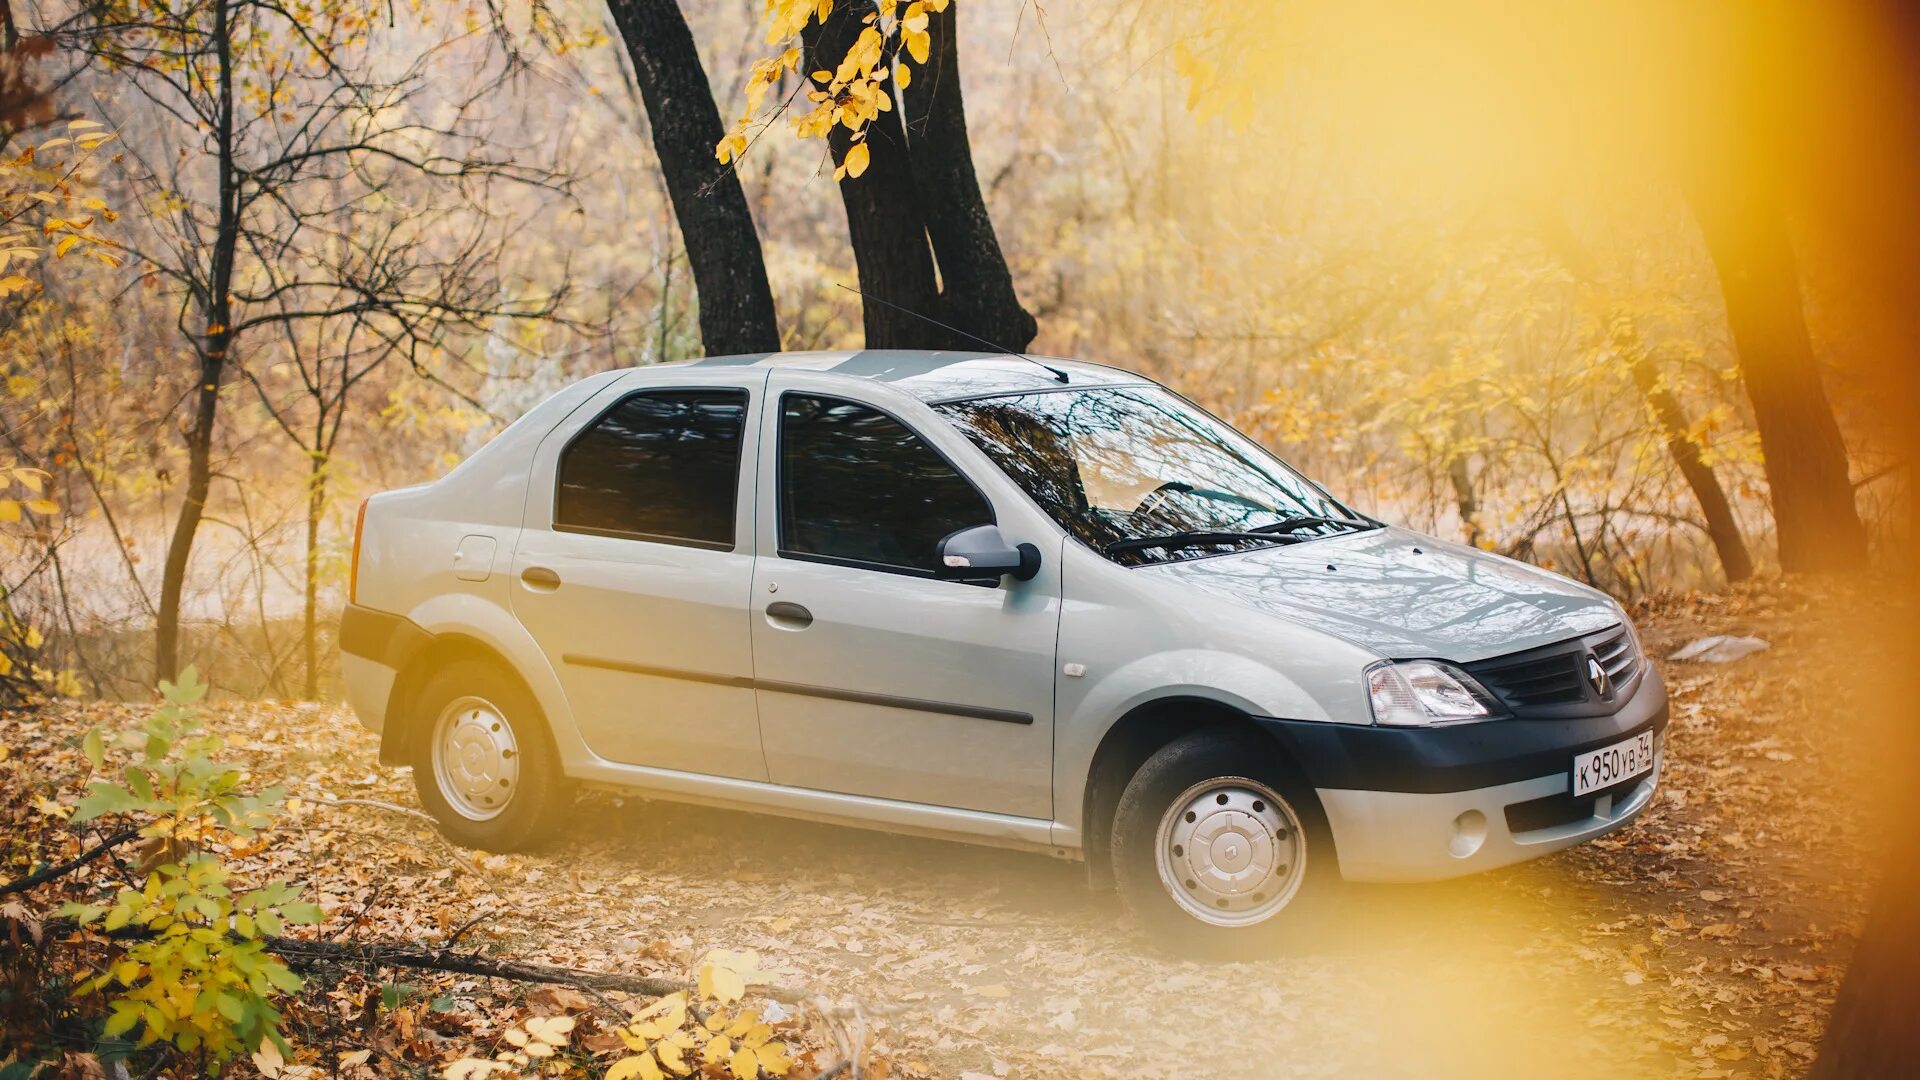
[57,668,320,1061]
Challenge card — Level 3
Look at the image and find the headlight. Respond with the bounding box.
[1365,660,1498,726]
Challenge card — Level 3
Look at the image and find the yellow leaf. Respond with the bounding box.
[25,499,58,515]
[605,1057,665,1080]
[728,1045,759,1080]
[894,64,911,89]
[755,1042,792,1076]
[0,500,19,523]
[524,1015,574,1044]
[655,1040,690,1076]
[843,141,870,180]
[0,275,33,296]
[253,1037,285,1078]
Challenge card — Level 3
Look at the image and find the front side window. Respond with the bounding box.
[936,386,1369,565]
[779,394,993,575]
[555,388,749,549]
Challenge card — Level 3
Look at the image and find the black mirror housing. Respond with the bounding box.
[935,524,1041,582]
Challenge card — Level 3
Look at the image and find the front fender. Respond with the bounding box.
[1051,648,1340,846]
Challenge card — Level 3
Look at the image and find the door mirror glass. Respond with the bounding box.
[936,524,1041,581]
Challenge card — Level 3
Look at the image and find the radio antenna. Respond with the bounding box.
[835,282,1069,383]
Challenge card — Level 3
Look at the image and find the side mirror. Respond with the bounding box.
[936,524,1041,582]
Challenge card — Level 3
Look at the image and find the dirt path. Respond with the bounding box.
[7,582,1888,1078]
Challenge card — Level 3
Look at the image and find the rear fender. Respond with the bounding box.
[387,592,589,769]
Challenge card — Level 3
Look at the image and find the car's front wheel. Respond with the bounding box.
[1111,729,1332,955]
[410,658,568,851]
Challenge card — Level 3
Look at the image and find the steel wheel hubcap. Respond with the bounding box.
[1155,776,1305,927]
[432,695,519,821]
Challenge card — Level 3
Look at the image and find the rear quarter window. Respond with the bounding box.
[554,388,749,549]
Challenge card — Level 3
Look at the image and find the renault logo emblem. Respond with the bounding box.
[1586,655,1611,698]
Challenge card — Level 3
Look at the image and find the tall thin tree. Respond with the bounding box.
[65,0,567,682]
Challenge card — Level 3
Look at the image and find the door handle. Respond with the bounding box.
[520,565,562,591]
[765,601,812,629]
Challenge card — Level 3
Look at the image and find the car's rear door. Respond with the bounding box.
[511,370,768,780]
[746,373,1060,818]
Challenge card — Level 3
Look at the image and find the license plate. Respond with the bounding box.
[1571,731,1655,797]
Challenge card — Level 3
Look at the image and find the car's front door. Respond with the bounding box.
[748,378,1060,819]
[511,373,768,781]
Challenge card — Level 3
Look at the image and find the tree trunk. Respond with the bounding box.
[1446,454,1483,548]
[1539,213,1755,584]
[804,1,944,349]
[1627,348,1755,583]
[301,449,325,699]
[1812,836,1920,1078]
[156,0,237,684]
[901,3,1036,351]
[606,0,780,357]
[1689,189,1868,573]
[1810,4,1920,1069]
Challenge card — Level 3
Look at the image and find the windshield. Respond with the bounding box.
[935,386,1372,565]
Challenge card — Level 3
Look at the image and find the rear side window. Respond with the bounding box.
[555,388,749,549]
[779,394,993,575]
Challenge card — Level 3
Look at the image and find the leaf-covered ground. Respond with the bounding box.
[2,580,1892,1078]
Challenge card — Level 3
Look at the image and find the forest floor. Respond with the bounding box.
[1,578,1895,1079]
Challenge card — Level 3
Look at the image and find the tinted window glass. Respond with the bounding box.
[779,394,993,574]
[936,387,1366,565]
[555,388,748,548]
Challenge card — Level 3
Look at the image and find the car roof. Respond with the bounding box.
[636,349,1151,403]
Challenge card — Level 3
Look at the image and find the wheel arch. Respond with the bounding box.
[382,633,538,766]
[1080,695,1319,891]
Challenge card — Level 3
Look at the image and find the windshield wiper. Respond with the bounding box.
[1250,514,1378,535]
[1103,530,1306,556]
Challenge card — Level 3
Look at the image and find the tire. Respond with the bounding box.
[410,658,569,851]
[1111,728,1334,957]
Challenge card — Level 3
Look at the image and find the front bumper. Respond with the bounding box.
[1259,665,1668,882]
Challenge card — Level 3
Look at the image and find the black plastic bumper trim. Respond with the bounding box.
[339,603,433,671]
[1255,671,1669,795]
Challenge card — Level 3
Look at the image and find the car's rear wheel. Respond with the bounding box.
[411,659,567,851]
[1112,728,1332,956]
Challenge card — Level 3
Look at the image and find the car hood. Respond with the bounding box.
[1142,527,1622,663]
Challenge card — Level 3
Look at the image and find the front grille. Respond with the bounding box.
[1592,626,1640,685]
[1471,651,1584,707]
[1463,623,1645,719]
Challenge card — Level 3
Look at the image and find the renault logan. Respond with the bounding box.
[340,350,1666,949]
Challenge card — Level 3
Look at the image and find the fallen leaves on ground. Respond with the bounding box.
[0,577,1891,1078]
